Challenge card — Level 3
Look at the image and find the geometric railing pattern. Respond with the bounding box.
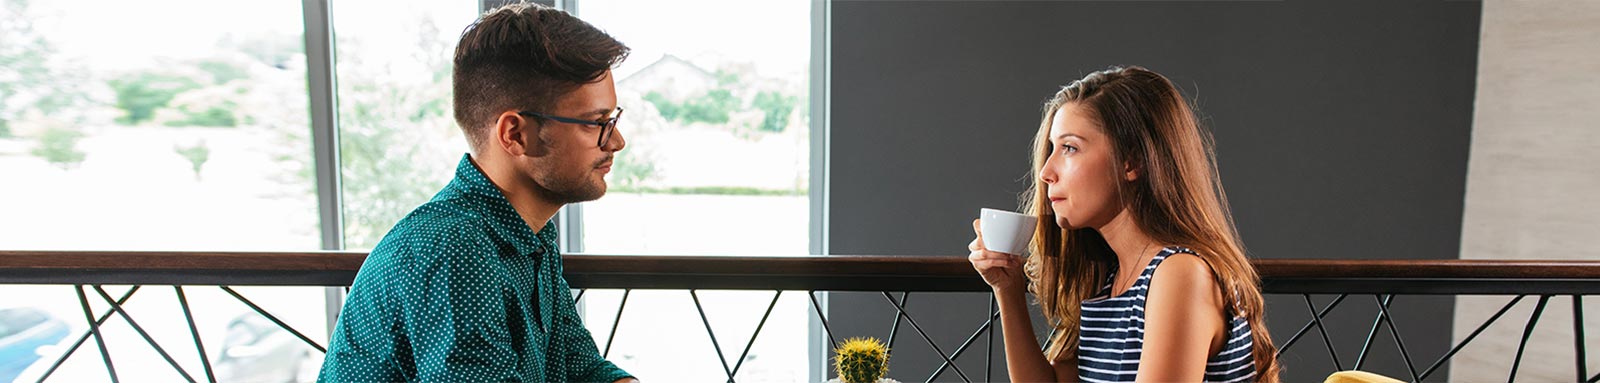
[1261,260,1598,383]
[1275,293,1590,382]
[0,251,1595,382]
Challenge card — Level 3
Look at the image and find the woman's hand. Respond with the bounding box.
[969,218,1027,294]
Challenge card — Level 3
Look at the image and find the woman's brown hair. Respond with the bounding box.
[1023,66,1280,381]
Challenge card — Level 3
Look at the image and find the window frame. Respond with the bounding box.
[304,0,830,379]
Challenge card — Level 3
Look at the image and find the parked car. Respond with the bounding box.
[0,307,70,382]
[214,314,320,383]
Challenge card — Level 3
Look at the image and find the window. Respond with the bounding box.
[0,0,317,250]
[572,1,816,381]
[1,0,826,380]
[575,0,813,256]
[0,0,326,381]
[330,0,479,250]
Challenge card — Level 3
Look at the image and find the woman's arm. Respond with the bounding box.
[970,219,1068,382]
[1136,252,1227,382]
[1051,352,1079,382]
[995,289,1075,382]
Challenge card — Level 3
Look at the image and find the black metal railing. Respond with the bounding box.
[1,251,1595,382]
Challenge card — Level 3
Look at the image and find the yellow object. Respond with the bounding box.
[834,337,890,383]
[1325,370,1405,383]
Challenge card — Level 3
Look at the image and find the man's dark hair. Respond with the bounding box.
[452,3,628,150]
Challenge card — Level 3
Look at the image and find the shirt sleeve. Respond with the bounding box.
[398,229,520,382]
[551,255,635,383]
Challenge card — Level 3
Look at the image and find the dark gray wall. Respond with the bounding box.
[827,1,1480,382]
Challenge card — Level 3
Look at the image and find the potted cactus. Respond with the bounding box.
[828,337,898,383]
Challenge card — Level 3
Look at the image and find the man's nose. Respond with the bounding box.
[604,128,626,152]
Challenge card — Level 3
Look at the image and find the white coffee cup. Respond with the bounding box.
[979,208,1037,256]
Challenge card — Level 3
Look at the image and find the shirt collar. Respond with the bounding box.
[446,154,559,257]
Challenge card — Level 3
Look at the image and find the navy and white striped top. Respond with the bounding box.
[1076,246,1256,383]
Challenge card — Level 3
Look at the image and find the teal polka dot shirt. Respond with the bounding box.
[320,154,634,383]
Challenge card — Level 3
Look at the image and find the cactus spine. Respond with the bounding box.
[834,337,889,383]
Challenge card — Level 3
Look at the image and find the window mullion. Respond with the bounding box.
[302,0,344,338]
[808,2,832,382]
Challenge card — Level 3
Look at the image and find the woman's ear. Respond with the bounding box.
[1122,160,1142,182]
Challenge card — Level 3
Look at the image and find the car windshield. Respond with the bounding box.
[0,308,50,338]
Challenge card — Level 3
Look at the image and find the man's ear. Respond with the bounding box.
[494,111,546,157]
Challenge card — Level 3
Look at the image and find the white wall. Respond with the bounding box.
[1455,1,1600,381]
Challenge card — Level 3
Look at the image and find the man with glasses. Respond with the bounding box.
[320,3,637,382]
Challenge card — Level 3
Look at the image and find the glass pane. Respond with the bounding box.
[0,0,326,380]
[331,1,479,249]
[576,0,812,381]
[578,0,811,257]
[0,0,317,251]
[580,289,813,382]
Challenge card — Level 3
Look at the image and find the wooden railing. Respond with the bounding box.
[4,250,1597,292]
[1,251,1596,383]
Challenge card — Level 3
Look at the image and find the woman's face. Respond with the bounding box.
[1039,103,1129,230]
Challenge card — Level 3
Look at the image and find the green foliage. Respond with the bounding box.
[642,91,674,120]
[196,59,250,84]
[158,59,250,127]
[641,67,800,136]
[751,90,796,133]
[31,125,85,169]
[167,106,238,127]
[834,337,890,383]
[164,99,240,127]
[690,89,738,123]
[321,17,459,249]
[643,88,738,125]
[109,71,201,125]
[609,146,659,189]
[1,0,91,132]
[714,68,739,87]
[174,141,210,179]
[267,59,452,249]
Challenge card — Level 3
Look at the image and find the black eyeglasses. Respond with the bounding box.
[517,107,624,148]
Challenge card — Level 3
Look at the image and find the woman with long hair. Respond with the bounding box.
[969,66,1279,382]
